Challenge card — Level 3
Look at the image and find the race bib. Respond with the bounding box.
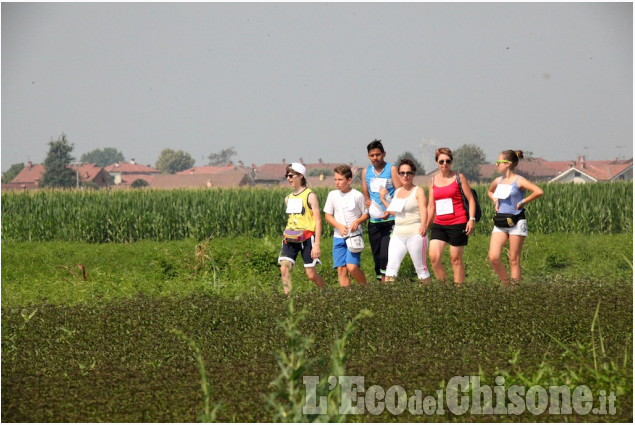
[435,198,454,216]
[493,184,512,200]
[370,177,388,193]
[387,197,406,213]
[286,198,303,214]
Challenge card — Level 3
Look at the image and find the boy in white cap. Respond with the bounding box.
[278,162,326,294]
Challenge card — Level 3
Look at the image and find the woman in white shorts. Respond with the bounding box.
[487,150,544,286]
[379,159,431,284]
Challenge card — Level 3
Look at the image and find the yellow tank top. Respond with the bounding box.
[285,188,316,232]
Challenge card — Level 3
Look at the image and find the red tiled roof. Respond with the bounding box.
[256,163,290,178]
[479,157,633,182]
[70,163,108,183]
[10,164,45,185]
[305,176,337,188]
[115,174,159,188]
[104,162,160,174]
[304,172,365,189]
[569,159,632,181]
[149,172,250,189]
[413,170,440,187]
[480,158,569,181]
[256,162,363,180]
[176,166,229,175]
[9,163,110,186]
[252,170,281,182]
[11,164,110,184]
[176,165,280,182]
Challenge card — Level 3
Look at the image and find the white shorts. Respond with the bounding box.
[492,219,528,237]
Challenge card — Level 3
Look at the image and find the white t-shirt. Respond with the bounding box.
[323,188,368,239]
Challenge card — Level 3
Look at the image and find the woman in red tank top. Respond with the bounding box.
[426,148,476,286]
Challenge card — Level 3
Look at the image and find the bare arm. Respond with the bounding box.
[427,183,436,228]
[416,186,428,236]
[459,174,475,235]
[350,194,369,232]
[324,213,348,237]
[349,213,369,233]
[355,213,370,226]
[361,168,370,208]
[487,179,499,212]
[390,165,402,189]
[378,187,391,209]
[308,192,322,259]
[516,177,544,210]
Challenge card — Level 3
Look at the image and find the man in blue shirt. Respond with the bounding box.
[361,139,401,282]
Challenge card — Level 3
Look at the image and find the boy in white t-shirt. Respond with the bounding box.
[323,165,369,287]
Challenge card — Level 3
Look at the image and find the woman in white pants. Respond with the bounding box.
[379,159,431,284]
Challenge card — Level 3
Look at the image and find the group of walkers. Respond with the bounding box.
[277,140,543,294]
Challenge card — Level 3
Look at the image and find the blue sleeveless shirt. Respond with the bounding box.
[498,176,525,215]
[366,163,396,223]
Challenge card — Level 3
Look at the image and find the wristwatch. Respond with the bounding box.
[469,217,476,221]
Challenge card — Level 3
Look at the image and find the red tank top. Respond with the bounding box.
[432,176,467,225]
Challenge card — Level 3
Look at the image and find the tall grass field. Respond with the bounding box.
[1,182,631,242]
[1,183,633,422]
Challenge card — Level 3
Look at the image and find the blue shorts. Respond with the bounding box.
[278,235,321,267]
[332,237,361,268]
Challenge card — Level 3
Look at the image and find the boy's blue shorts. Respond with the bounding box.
[332,237,361,268]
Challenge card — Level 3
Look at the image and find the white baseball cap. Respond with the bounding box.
[290,162,306,175]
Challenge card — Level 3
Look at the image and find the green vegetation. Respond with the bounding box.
[396,151,425,175]
[307,168,334,177]
[207,146,237,166]
[2,183,632,242]
[1,234,631,307]
[2,278,631,421]
[131,178,149,188]
[2,162,25,184]
[2,182,632,421]
[452,144,487,182]
[266,295,373,422]
[40,133,77,188]
[155,148,195,174]
[80,147,125,167]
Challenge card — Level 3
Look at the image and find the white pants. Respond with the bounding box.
[386,233,430,279]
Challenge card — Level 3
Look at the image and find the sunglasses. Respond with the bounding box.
[496,160,512,165]
[398,171,415,176]
[438,159,452,165]
[285,174,299,178]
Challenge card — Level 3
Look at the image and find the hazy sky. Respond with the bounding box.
[2,2,632,172]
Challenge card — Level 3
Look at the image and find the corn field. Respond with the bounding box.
[472,181,632,235]
[1,183,631,242]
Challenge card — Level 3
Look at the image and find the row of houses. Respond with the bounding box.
[2,155,632,191]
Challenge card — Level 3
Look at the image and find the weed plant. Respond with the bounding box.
[265,293,372,422]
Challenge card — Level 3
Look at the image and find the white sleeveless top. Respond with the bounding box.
[393,187,422,237]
